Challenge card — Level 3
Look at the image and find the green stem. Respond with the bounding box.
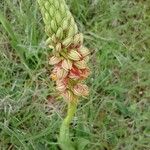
[59,100,77,150]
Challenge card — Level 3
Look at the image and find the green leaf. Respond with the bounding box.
[76,138,89,150]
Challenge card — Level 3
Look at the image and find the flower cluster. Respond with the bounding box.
[37,0,90,102]
[49,33,90,102]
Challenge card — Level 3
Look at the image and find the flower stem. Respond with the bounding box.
[59,100,77,150]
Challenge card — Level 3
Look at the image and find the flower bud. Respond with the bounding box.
[46,37,52,46]
[49,45,54,50]
[55,43,62,52]
[45,12,51,22]
[74,60,87,69]
[78,47,90,57]
[60,3,66,14]
[45,2,50,12]
[51,34,57,43]
[49,56,61,65]
[73,83,89,97]
[83,56,90,63]
[51,20,57,32]
[68,50,81,61]
[49,5,55,17]
[62,59,72,71]
[54,0,60,9]
[73,33,82,46]
[62,19,68,30]
[62,37,73,47]
[56,27,63,39]
[68,26,76,37]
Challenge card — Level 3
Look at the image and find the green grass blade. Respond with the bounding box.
[0,11,30,70]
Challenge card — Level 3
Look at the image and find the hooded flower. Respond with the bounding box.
[49,56,62,65]
[73,83,89,97]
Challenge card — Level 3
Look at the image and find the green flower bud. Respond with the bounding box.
[56,27,63,39]
[51,20,57,32]
[62,37,72,47]
[55,43,62,52]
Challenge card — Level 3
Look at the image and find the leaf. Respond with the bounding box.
[76,137,89,150]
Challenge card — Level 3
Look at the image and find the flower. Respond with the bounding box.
[62,59,72,71]
[55,43,62,52]
[49,56,61,65]
[68,50,81,61]
[73,33,84,47]
[74,59,87,69]
[73,83,89,97]
[78,46,90,57]
[56,80,67,92]
[52,65,68,79]
[69,66,81,79]
[68,66,90,80]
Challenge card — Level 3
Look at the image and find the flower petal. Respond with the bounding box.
[73,83,89,96]
[74,60,87,69]
[49,56,61,65]
[68,50,81,61]
[56,67,68,79]
[56,80,67,92]
[62,59,72,71]
[69,66,81,79]
[78,46,90,57]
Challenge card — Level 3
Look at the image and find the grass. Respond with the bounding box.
[0,0,150,149]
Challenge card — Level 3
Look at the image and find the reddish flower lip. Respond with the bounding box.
[70,65,81,76]
[69,65,90,80]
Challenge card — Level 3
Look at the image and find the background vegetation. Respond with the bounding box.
[0,0,149,149]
